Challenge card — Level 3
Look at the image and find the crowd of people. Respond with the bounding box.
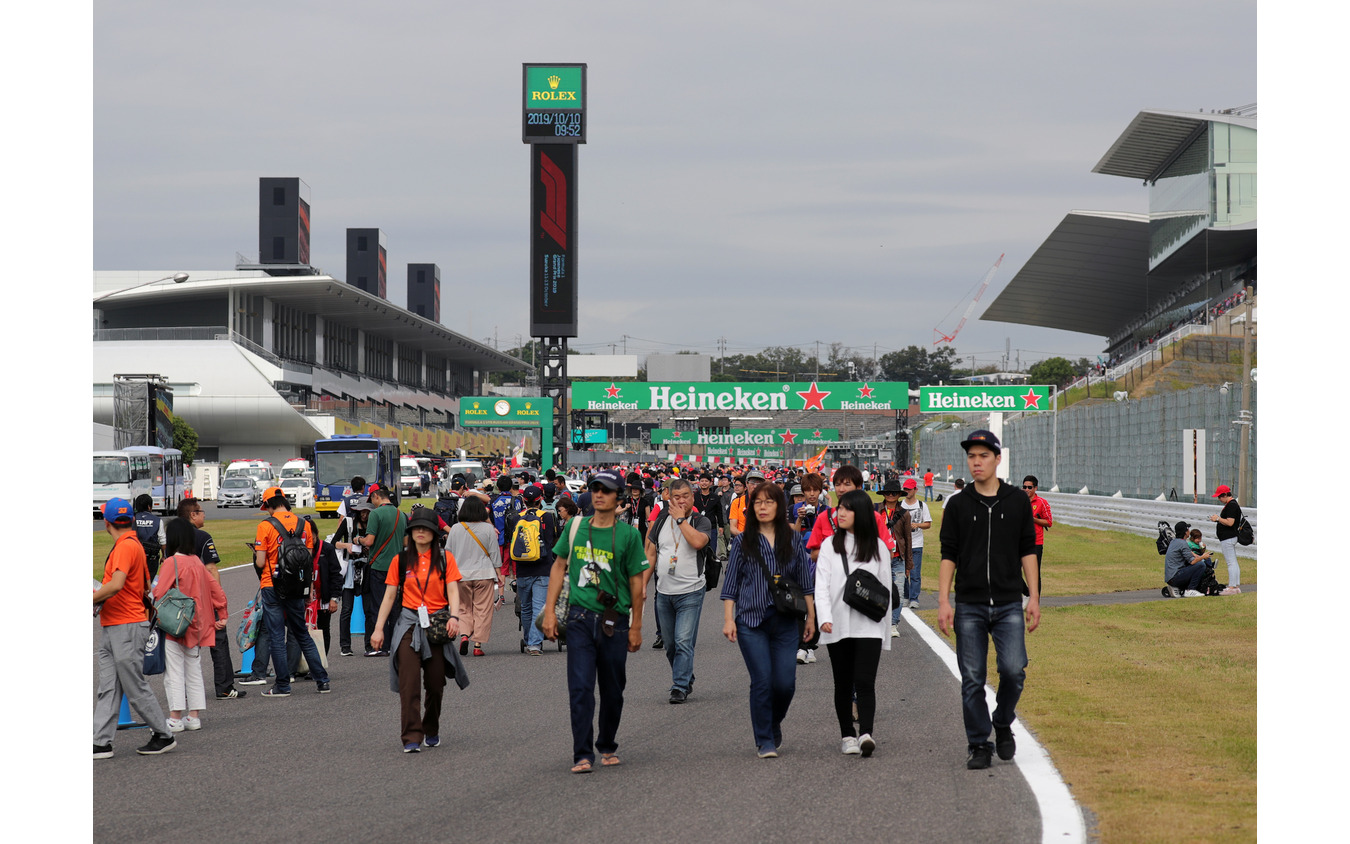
[94,437,1240,771]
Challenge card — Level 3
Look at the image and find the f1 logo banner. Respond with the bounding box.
[531,144,578,337]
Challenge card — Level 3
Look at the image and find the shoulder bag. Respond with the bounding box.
[749,536,807,618]
[839,550,890,623]
[154,555,197,638]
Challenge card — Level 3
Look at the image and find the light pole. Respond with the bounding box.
[94,272,190,303]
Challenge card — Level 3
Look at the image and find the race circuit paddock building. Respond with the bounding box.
[92,270,529,466]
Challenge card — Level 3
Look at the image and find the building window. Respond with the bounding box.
[417,270,426,284]
[357,236,368,251]
[272,237,286,260]
[273,186,285,205]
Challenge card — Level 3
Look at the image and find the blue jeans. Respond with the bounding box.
[259,587,329,691]
[735,610,800,753]
[655,589,704,693]
[517,575,549,650]
[907,547,924,603]
[564,607,630,764]
[891,556,907,624]
[954,601,1026,748]
[925,485,933,501]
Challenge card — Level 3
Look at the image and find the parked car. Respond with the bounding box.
[279,477,314,508]
[218,477,261,508]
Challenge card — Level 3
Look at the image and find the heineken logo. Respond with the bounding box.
[919,385,1051,413]
[572,382,907,412]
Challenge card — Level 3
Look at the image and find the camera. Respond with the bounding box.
[597,589,618,609]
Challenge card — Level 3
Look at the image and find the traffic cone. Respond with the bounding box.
[351,596,365,636]
[240,646,254,675]
[116,694,147,730]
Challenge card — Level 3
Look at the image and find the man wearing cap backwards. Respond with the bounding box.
[1208,485,1244,595]
[898,478,932,609]
[254,487,332,697]
[936,430,1039,771]
[541,469,650,773]
[94,498,176,758]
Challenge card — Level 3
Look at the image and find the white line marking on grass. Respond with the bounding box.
[902,608,1086,844]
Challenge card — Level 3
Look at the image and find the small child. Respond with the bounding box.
[1186,529,1207,556]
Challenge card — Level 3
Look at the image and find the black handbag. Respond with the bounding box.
[426,607,452,645]
[750,540,807,618]
[841,555,891,623]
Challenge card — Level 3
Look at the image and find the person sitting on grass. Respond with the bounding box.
[1163,521,1213,598]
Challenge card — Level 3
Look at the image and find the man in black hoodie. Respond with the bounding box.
[936,430,1039,771]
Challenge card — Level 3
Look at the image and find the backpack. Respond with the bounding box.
[510,508,546,562]
[267,515,312,600]
[434,495,460,528]
[1197,565,1226,596]
[1236,517,1254,546]
[1155,520,1174,555]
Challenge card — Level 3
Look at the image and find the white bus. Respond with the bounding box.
[124,446,187,514]
[93,450,153,518]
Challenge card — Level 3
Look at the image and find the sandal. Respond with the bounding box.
[570,759,593,774]
[600,753,621,767]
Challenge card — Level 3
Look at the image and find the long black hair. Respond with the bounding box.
[398,521,447,579]
[742,482,794,566]
[164,517,197,557]
[831,490,881,564]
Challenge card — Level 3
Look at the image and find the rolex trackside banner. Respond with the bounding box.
[918,385,1052,413]
[650,428,840,446]
[572,381,908,412]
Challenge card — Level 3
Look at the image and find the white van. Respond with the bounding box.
[399,458,422,498]
[223,459,277,496]
[280,458,311,479]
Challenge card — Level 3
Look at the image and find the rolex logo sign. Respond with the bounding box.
[548,75,560,89]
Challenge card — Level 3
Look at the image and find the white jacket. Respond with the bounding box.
[815,532,893,649]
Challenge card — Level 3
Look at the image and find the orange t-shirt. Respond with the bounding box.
[101,532,149,627]
[924,472,934,486]
[385,549,463,612]
[729,495,748,531]
[254,511,314,590]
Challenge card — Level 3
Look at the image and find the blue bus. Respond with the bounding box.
[314,436,401,517]
[123,446,187,514]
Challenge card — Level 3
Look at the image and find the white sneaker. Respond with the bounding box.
[166,718,184,733]
[805,650,816,664]
[909,600,919,609]
[183,716,202,731]
[1221,586,1242,595]
[890,625,900,638]
[841,736,861,755]
[796,649,808,664]
[858,733,876,757]
[1183,589,1204,597]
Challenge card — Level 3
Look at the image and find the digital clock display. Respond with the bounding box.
[523,63,587,144]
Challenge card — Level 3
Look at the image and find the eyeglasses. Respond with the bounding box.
[1022,485,1036,490]
[589,484,615,494]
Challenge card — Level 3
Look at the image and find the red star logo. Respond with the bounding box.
[779,429,798,446]
[858,383,874,398]
[605,382,621,398]
[671,430,682,438]
[812,430,822,438]
[1020,388,1042,409]
[796,381,831,411]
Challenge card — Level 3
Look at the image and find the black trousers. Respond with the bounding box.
[825,637,882,737]
[340,587,358,652]
[209,638,236,695]
[363,573,395,651]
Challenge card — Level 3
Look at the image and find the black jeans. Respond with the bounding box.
[825,638,882,737]
[209,639,236,695]
[363,572,395,651]
[340,587,358,652]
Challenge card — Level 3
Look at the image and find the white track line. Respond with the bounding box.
[902,607,1086,844]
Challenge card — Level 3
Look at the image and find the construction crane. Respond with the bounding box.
[933,253,1004,345]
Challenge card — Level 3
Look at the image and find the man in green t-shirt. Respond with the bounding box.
[542,469,649,773]
[358,486,406,656]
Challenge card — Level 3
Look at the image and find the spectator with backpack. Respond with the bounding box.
[1163,521,1214,598]
[369,506,470,753]
[134,494,166,579]
[434,475,465,528]
[491,475,521,579]
[252,487,332,697]
[505,485,558,656]
[334,500,373,657]
[1208,485,1244,595]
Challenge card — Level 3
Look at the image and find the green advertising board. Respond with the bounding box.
[573,381,908,412]
[571,428,608,444]
[523,63,586,143]
[459,397,552,428]
[650,427,840,446]
[705,446,786,459]
[919,385,1052,413]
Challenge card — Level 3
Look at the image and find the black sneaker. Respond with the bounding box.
[93,744,113,760]
[216,688,247,700]
[652,635,664,649]
[137,733,177,755]
[316,681,331,694]
[261,687,291,698]
[237,676,268,686]
[995,725,1016,760]
[669,688,687,704]
[340,649,354,657]
[966,744,993,770]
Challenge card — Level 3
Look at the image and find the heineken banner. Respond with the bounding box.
[573,381,908,411]
[919,385,1052,413]
[650,427,840,446]
[706,446,786,459]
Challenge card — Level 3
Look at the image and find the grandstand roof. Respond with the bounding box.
[978,211,1191,338]
[1092,108,1257,181]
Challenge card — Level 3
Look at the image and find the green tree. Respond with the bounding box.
[1029,356,1077,388]
[879,345,959,387]
[171,414,198,464]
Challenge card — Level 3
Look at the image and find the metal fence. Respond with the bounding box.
[918,383,1257,505]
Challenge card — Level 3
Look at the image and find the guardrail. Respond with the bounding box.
[932,483,1256,559]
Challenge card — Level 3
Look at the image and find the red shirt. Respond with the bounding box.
[806,508,896,554]
[1030,495,1053,545]
[924,472,934,486]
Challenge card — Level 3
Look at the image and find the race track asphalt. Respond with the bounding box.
[94,564,1053,844]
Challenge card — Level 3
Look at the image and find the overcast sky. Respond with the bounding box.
[93,0,1255,369]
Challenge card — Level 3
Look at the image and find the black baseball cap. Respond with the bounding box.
[590,470,623,491]
[960,429,1002,455]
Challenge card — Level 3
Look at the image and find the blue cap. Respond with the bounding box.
[960,429,1001,455]
[103,497,134,524]
[590,470,624,491]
